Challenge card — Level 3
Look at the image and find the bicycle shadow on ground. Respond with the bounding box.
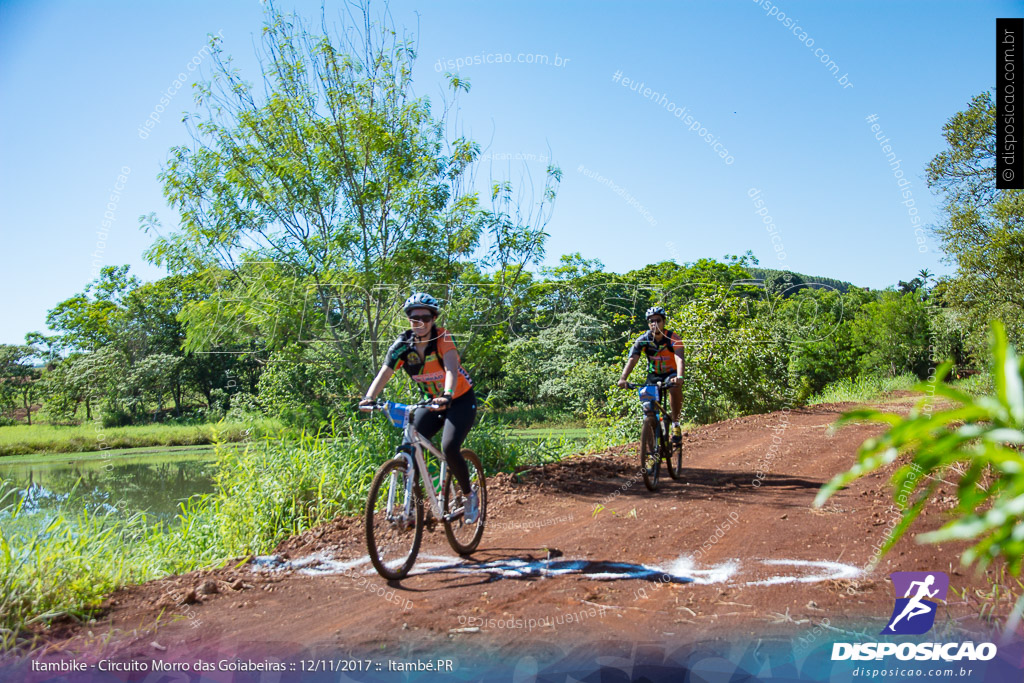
[508,460,821,506]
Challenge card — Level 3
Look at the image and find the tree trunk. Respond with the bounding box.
[22,391,31,426]
[172,381,182,416]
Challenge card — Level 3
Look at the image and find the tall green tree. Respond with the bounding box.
[0,344,43,425]
[145,2,558,374]
[763,270,805,299]
[927,91,1024,355]
[45,266,138,354]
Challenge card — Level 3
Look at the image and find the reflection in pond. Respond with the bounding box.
[0,454,218,529]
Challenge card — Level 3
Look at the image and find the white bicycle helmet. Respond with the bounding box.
[403,292,440,315]
[645,306,666,320]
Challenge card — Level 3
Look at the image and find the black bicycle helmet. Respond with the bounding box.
[645,306,666,320]
[403,292,440,315]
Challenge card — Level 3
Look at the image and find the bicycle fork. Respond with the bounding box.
[386,450,450,529]
[643,403,663,442]
[384,452,417,530]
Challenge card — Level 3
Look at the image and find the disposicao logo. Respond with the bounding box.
[881,571,949,635]
[831,570,997,662]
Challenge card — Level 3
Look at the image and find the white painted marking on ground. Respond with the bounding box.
[250,552,861,587]
[249,553,373,576]
[744,559,861,586]
[662,556,740,585]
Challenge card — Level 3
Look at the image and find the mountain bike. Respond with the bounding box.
[625,380,683,491]
[361,399,486,580]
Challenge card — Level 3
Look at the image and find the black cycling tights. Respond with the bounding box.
[412,389,477,494]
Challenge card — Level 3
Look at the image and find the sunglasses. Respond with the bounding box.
[647,317,665,324]
[407,313,434,323]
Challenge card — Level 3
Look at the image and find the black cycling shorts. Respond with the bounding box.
[412,389,477,494]
[646,370,678,386]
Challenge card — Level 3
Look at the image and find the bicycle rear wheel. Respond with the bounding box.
[366,457,423,580]
[442,449,487,554]
[640,415,660,491]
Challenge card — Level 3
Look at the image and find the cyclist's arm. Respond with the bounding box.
[671,334,685,382]
[441,347,460,396]
[364,365,394,401]
[620,355,640,383]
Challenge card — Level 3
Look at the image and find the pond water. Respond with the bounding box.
[0,446,223,529]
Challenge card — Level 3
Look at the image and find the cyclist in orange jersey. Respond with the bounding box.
[360,293,479,523]
[617,306,685,444]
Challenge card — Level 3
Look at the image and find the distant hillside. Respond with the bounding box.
[744,267,859,293]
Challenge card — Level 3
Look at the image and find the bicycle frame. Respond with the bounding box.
[378,401,462,523]
[621,380,682,492]
[636,382,671,442]
[399,428,452,521]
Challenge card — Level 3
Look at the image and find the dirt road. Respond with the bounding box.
[30,398,1014,671]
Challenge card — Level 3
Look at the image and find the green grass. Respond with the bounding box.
[0,444,225,466]
[0,408,583,651]
[950,371,994,396]
[0,492,170,650]
[508,427,590,440]
[806,373,919,405]
[0,419,284,457]
[488,404,584,429]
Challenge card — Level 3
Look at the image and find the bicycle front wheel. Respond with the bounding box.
[366,457,423,580]
[666,418,683,480]
[640,416,660,491]
[442,449,487,554]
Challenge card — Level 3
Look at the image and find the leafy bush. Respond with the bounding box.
[225,391,266,421]
[499,311,619,415]
[676,296,790,423]
[255,346,366,428]
[850,291,933,378]
[815,321,1024,637]
[777,288,869,400]
[584,384,644,452]
[101,408,134,428]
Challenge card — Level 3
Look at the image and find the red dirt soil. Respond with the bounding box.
[24,398,1019,665]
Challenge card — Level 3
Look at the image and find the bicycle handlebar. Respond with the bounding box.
[623,378,678,390]
[359,398,446,413]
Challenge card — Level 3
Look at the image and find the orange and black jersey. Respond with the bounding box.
[385,327,473,399]
[629,330,685,375]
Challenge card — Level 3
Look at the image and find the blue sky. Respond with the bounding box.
[0,0,1017,344]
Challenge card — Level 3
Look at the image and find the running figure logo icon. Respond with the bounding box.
[880,571,949,635]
